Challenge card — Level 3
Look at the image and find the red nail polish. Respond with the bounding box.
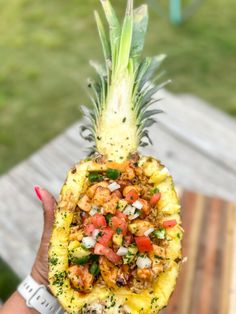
[34,186,42,201]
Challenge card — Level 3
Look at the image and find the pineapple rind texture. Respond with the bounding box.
[48,156,182,314]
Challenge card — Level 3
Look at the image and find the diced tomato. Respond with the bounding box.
[94,243,121,264]
[91,213,107,228]
[84,224,95,236]
[97,227,114,246]
[150,193,161,206]
[124,234,133,245]
[111,216,127,236]
[94,243,106,255]
[104,247,122,264]
[125,189,139,204]
[135,236,153,252]
[115,210,128,221]
[163,219,177,228]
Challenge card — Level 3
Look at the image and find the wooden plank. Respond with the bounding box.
[155,90,236,173]
[0,178,42,277]
[160,192,236,314]
[143,125,236,201]
[180,94,236,133]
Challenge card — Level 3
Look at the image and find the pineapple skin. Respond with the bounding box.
[48,156,183,314]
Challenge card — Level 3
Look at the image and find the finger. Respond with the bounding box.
[40,189,57,235]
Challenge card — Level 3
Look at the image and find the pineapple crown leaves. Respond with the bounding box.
[80,0,169,153]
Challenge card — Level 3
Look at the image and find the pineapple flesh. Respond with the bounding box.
[48,1,183,313]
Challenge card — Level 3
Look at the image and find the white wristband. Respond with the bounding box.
[17,275,65,314]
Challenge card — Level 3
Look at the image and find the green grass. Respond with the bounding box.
[0,0,236,175]
[0,258,20,301]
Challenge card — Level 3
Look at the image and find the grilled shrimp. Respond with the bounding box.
[99,256,118,289]
[139,199,151,216]
[123,185,140,197]
[87,181,109,198]
[120,167,136,180]
[103,193,120,214]
[93,186,111,206]
[116,265,130,287]
[77,195,91,212]
[136,268,154,281]
[68,265,94,292]
[69,226,84,241]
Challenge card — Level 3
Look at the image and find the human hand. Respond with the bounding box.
[31,187,56,286]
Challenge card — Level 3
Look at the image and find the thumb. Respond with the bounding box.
[32,187,57,285]
[35,187,56,237]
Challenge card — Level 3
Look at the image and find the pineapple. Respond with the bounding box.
[48,1,183,313]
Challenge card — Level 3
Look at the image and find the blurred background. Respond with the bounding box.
[0,0,235,310]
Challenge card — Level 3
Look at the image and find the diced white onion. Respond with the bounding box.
[92,229,100,240]
[89,205,99,216]
[136,256,152,269]
[144,227,155,237]
[82,236,96,248]
[123,205,135,216]
[108,182,121,192]
[132,200,143,210]
[117,246,128,256]
[128,212,141,220]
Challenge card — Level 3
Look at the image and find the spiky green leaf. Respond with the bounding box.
[117,0,133,71]
[94,11,111,62]
[100,0,121,70]
[131,4,148,58]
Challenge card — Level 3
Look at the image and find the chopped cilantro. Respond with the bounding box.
[106,168,120,180]
[105,213,113,224]
[151,187,160,195]
[89,262,100,276]
[91,254,99,262]
[80,243,89,251]
[52,271,66,287]
[116,227,122,235]
[88,172,103,182]
[49,257,58,266]
[151,297,158,304]
[153,228,166,239]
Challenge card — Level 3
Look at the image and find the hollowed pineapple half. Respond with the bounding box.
[48,1,183,313]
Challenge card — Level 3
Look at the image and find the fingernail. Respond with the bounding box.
[34,186,42,201]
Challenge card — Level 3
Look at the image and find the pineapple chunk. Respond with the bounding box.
[117,199,128,211]
[143,158,160,177]
[128,220,154,236]
[123,244,138,264]
[68,241,90,260]
[113,234,123,246]
[68,240,80,251]
[149,167,170,185]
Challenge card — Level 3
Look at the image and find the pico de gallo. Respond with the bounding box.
[67,156,177,293]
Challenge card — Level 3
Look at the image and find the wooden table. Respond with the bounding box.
[0,90,235,311]
[161,190,236,314]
